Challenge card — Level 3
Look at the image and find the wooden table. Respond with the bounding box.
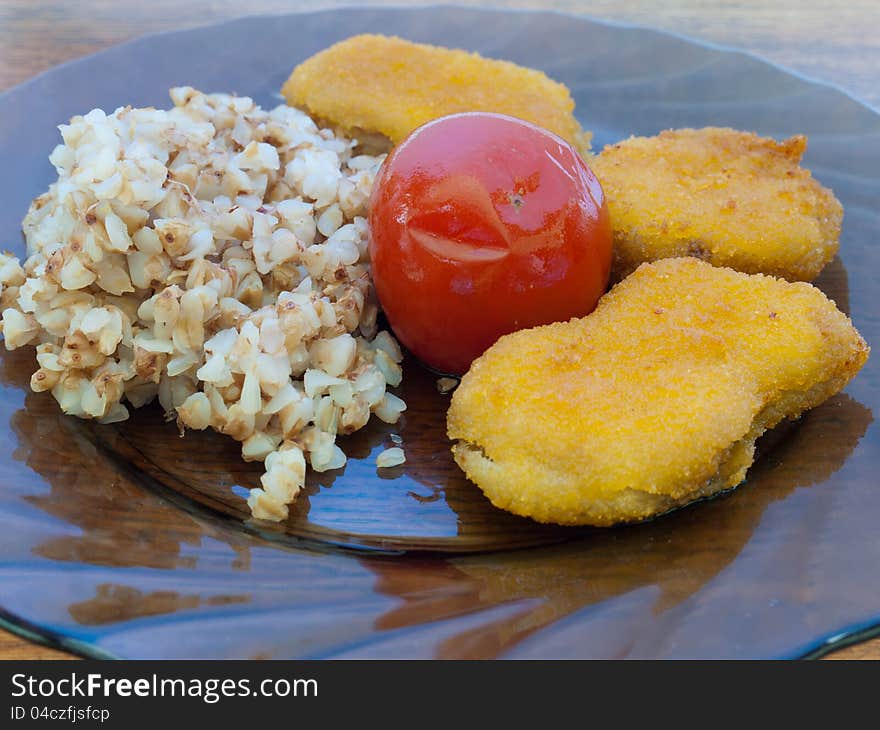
[0,0,877,660]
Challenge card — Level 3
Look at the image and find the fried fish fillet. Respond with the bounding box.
[590,128,843,282]
[281,34,591,154]
[447,257,868,526]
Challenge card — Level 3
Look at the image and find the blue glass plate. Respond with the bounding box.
[0,6,878,658]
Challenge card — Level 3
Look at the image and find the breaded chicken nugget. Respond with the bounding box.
[590,128,843,281]
[281,34,591,154]
[447,257,868,526]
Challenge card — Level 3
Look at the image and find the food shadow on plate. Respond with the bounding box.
[0,361,254,627]
[80,348,577,554]
[353,393,872,658]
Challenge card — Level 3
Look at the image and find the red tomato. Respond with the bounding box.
[368,112,612,375]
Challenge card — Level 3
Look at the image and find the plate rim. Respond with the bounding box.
[1,3,878,660]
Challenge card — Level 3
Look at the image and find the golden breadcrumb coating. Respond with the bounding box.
[447,257,868,526]
[281,34,591,154]
[590,127,843,282]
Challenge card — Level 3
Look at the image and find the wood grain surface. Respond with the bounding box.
[0,0,877,660]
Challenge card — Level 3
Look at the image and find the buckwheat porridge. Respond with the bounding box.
[0,87,406,521]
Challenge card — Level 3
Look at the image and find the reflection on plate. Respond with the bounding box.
[0,7,879,658]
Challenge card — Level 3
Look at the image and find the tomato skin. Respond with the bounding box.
[369,112,611,375]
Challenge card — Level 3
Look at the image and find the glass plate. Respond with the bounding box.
[1,6,878,659]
